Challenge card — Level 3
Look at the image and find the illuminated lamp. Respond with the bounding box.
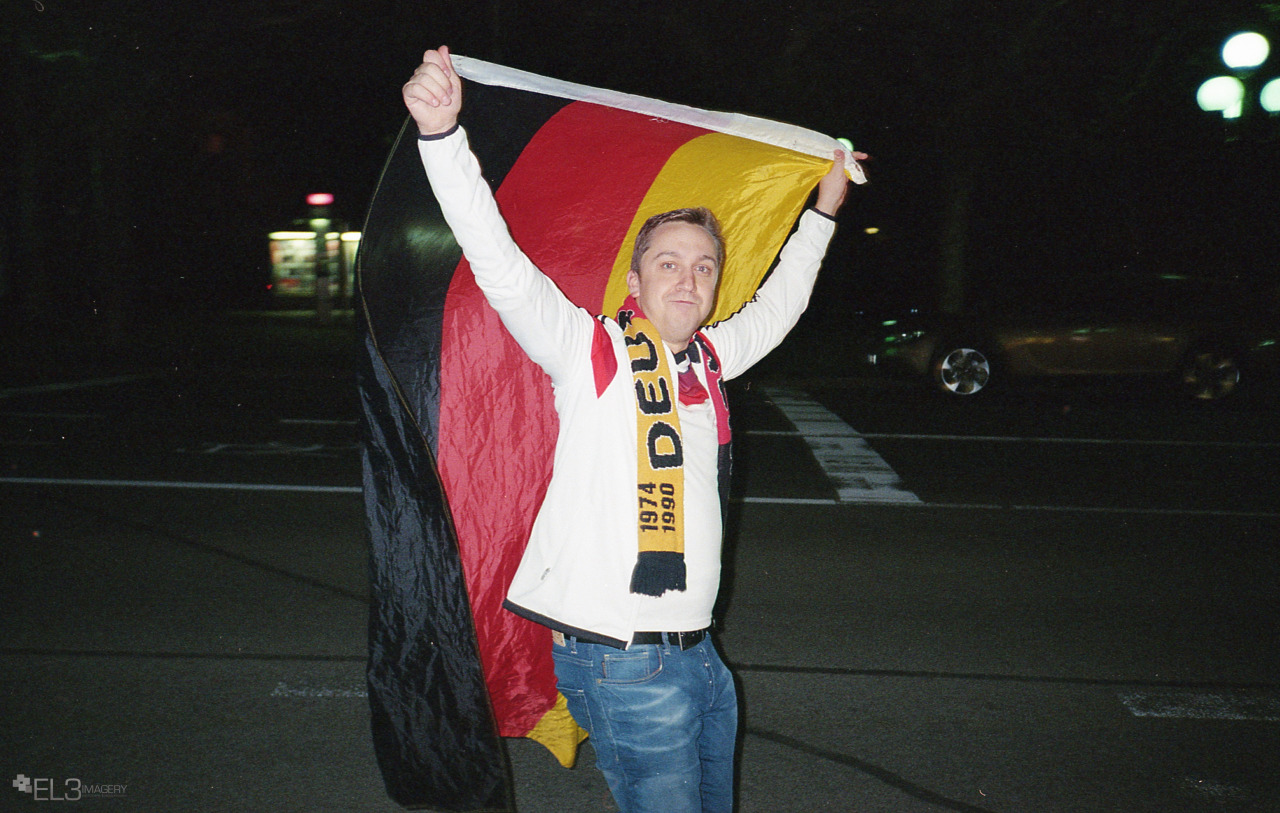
[1261,77,1280,113]
[306,192,335,206]
[1222,32,1270,70]
[1197,75,1246,118]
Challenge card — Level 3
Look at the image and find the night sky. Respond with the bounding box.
[4,0,1277,323]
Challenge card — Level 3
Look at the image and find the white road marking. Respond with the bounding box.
[278,418,358,426]
[1120,690,1280,721]
[1182,776,1251,800]
[0,374,155,400]
[0,477,360,494]
[737,498,1280,517]
[747,429,1280,450]
[0,412,100,420]
[761,388,922,505]
[1005,504,1280,519]
[740,497,840,505]
[857,433,1280,450]
[175,441,357,456]
[270,681,367,698]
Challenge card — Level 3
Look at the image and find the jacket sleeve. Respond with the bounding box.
[416,127,593,385]
[702,209,837,380]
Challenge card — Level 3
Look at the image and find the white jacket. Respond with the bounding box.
[419,126,836,647]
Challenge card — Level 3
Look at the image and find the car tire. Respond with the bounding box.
[931,344,992,396]
[1180,346,1241,401]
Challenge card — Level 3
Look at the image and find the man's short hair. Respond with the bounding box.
[629,208,726,275]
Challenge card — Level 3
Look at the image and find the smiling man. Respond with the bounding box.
[627,209,725,351]
[404,46,858,813]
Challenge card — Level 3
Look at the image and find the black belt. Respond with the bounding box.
[630,629,707,650]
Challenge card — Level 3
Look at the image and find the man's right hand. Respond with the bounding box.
[403,46,462,136]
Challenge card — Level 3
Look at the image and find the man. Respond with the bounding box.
[403,46,859,813]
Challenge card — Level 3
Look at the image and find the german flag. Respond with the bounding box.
[358,56,863,812]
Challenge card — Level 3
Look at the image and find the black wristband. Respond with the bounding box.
[417,124,460,141]
[808,207,838,223]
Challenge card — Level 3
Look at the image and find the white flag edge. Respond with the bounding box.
[452,54,867,185]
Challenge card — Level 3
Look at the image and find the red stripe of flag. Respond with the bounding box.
[437,102,709,736]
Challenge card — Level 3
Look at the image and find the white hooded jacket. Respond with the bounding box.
[418,126,836,647]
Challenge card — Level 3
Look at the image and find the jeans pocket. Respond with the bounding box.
[553,651,590,694]
[600,647,663,684]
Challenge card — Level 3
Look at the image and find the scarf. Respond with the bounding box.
[617,296,730,597]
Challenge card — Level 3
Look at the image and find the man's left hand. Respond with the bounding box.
[815,149,867,216]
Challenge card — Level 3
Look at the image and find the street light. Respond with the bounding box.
[308,193,334,322]
[1222,31,1269,70]
[1197,75,1246,119]
[1198,31,1275,137]
[1262,77,1280,113]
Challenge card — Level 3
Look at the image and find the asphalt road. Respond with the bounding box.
[2,312,1278,812]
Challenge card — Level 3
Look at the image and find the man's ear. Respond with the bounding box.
[626,269,640,298]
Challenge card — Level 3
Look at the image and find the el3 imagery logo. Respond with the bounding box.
[12,774,127,802]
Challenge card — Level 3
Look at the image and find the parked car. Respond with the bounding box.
[857,275,1279,400]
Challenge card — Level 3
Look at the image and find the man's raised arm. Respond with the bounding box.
[401,47,594,383]
[703,149,867,379]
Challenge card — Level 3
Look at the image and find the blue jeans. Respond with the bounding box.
[553,634,738,813]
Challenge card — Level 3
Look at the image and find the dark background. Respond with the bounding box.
[3,0,1277,370]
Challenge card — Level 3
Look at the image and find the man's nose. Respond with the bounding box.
[674,266,696,289]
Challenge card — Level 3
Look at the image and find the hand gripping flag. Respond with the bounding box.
[358,55,865,812]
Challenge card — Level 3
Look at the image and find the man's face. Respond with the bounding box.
[626,221,721,351]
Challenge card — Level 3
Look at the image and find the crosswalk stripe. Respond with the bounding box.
[1120,690,1280,721]
[762,387,922,505]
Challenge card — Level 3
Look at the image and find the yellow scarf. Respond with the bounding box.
[619,297,688,596]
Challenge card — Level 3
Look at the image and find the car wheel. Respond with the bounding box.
[932,345,992,396]
[1181,347,1240,401]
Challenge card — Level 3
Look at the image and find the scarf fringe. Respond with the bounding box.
[629,551,688,597]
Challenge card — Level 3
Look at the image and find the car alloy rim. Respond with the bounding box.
[938,348,990,395]
[1183,351,1240,400]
